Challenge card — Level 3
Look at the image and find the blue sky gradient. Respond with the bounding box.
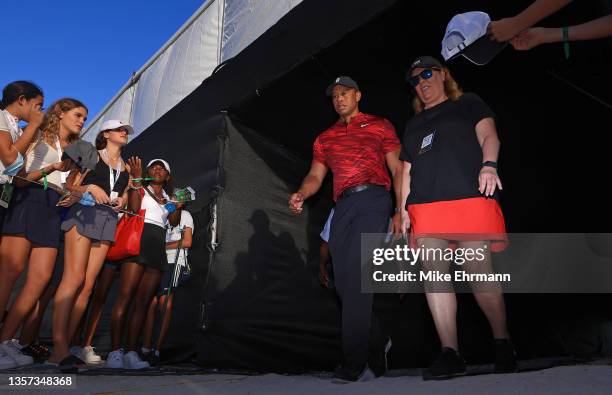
[2,0,203,123]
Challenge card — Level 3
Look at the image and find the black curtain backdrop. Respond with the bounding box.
[89,0,612,371]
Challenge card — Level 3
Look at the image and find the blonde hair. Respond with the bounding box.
[36,98,87,147]
[412,67,463,114]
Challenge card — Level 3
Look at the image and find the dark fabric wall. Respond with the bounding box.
[196,116,339,372]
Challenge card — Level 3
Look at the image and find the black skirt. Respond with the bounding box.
[2,185,62,248]
[122,222,168,271]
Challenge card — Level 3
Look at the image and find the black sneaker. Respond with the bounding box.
[494,339,518,373]
[422,347,466,381]
[369,338,392,377]
[332,364,375,383]
[20,342,50,364]
[145,350,160,367]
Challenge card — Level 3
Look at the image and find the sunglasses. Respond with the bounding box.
[110,127,129,134]
[408,68,440,88]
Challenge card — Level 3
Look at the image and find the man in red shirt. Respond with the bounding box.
[288,76,403,381]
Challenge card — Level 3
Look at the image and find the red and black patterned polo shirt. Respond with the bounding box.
[313,112,400,201]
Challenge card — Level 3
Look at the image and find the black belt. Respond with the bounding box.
[339,184,385,200]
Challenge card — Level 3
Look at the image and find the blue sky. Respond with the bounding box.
[2,0,204,123]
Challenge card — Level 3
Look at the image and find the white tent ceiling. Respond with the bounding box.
[82,0,303,142]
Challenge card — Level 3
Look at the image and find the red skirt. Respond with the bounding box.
[408,197,508,252]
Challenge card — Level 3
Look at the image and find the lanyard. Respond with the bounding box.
[102,148,121,192]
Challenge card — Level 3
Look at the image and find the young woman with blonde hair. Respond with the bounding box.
[0,98,86,370]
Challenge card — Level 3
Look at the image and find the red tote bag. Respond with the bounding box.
[106,209,145,261]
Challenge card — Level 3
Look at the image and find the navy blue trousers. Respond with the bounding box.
[328,187,390,369]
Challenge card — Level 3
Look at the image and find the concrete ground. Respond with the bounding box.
[1,361,611,395]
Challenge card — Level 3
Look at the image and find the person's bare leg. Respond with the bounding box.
[0,247,57,342]
[67,242,111,344]
[19,282,58,346]
[82,265,117,347]
[48,227,91,364]
[126,268,162,352]
[110,262,144,350]
[142,296,159,350]
[156,294,174,351]
[419,237,458,350]
[460,240,510,339]
[0,236,32,322]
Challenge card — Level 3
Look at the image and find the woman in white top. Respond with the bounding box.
[0,98,84,370]
[0,82,44,346]
[141,209,194,364]
[107,158,182,369]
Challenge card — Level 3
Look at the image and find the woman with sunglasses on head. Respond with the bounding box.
[47,120,134,372]
[107,158,181,369]
[0,98,83,369]
[399,56,515,380]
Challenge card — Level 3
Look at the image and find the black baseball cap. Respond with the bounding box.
[325,76,360,96]
[406,56,444,81]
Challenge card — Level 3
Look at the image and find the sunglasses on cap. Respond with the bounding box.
[408,68,440,88]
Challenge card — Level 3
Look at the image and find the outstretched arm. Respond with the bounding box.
[288,161,328,215]
[488,0,574,41]
[511,14,612,50]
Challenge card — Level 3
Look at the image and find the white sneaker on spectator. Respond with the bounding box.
[123,351,150,369]
[81,346,103,364]
[0,345,17,369]
[9,339,24,349]
[106,349,125,369]
[1,340,33,366]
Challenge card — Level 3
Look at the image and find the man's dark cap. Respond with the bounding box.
[406,56,444,81]
[325,76,360,96]
[62,140,98,171]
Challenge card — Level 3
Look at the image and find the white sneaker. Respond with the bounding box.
[0,340,33,366]
[106,349,125,369]
[9,339,24,349]
[81,346,103,364]
[0,346,17,369]
[123,351,150,370]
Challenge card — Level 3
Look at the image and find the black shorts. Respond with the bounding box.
[2,185,62,248]
[122,223,168,271]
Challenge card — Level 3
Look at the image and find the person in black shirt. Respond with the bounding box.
[48,120,134,372]
[398,56,516,379]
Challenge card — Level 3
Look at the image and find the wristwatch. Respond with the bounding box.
[482,161,497,169]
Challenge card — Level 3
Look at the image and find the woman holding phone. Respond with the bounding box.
[48,120,135,372]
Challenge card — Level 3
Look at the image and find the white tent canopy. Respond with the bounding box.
[82,0,302,142]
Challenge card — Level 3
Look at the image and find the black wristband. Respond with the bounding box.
[482,161,497,169]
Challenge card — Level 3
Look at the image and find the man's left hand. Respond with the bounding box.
[390,211,403,240]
